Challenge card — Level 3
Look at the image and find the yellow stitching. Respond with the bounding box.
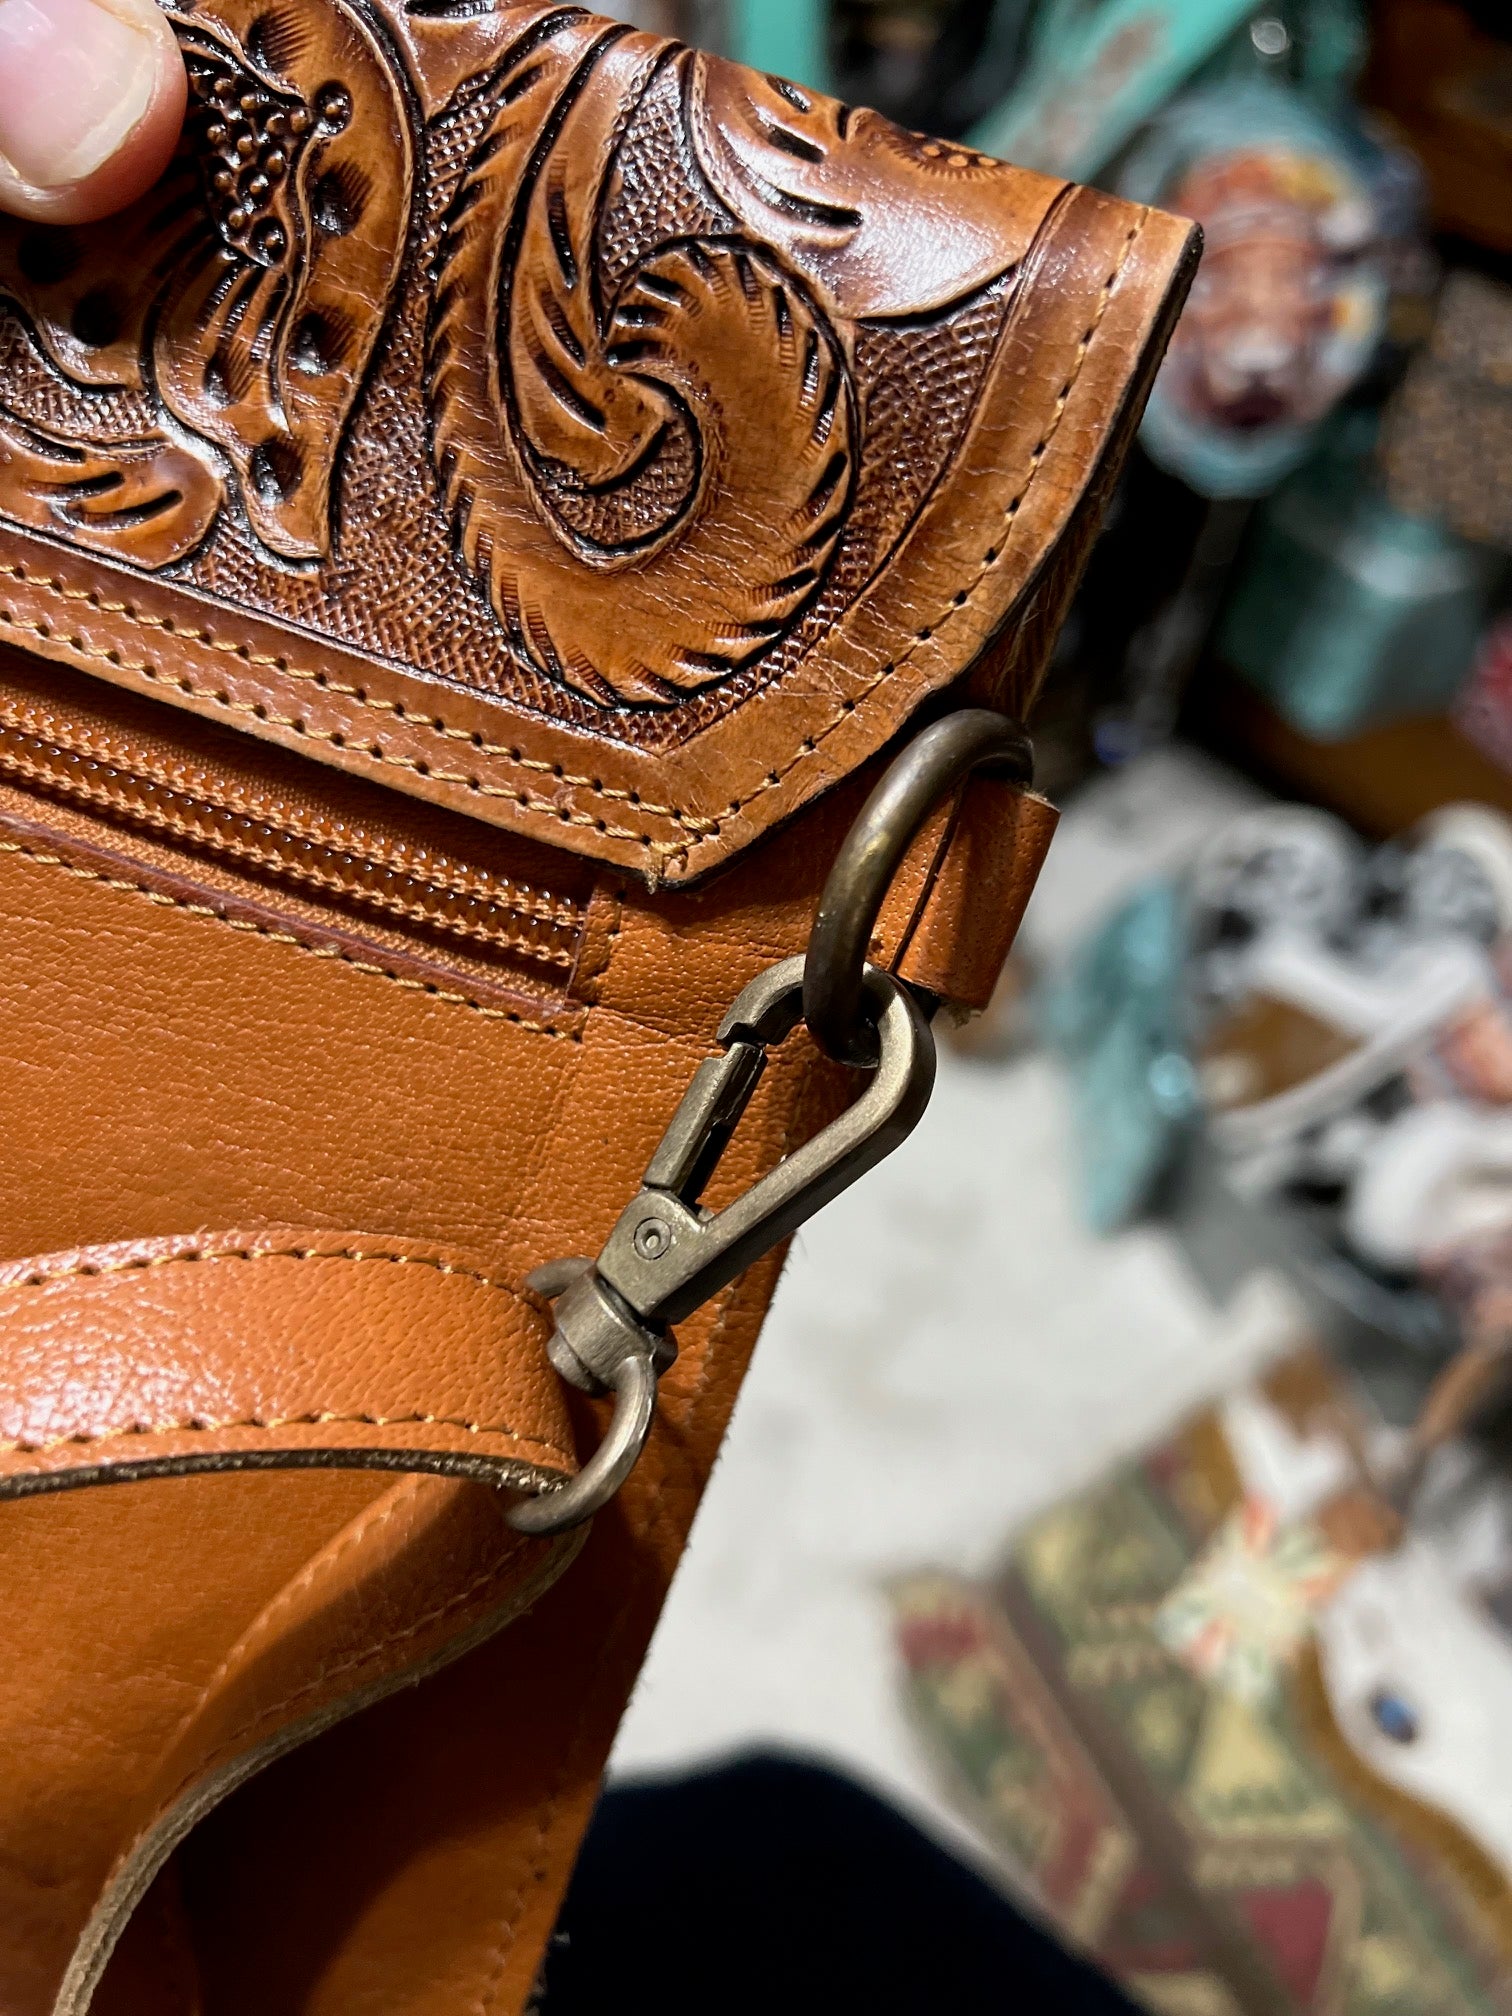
[5,1239,519,1291]
[0,1242,572,1461]
[1,1411,570,1462]
[0,838,584,1038]
[1,210,1147,864]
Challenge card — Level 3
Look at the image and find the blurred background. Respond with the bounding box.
[553,5,1512,2011]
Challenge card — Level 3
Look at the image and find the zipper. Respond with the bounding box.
[0,659,591,982]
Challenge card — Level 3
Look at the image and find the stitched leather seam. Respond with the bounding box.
[0,696,590,926]
[180,1474,440,1725]
[0,208,1145,863]
[0,837,584,1037]
[0,578,700,844]
[0,1241,574,1459]
[484,1584,642,2016]
[0,1411,570,1463]
[168,1467,504,1766]
[4,1239,520,1292]
[478,1103,806,2012]
[667,212,1146,872]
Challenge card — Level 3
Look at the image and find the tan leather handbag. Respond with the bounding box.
[0,7,1197,2008]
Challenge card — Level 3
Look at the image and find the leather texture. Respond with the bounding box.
[0,2,1199,2007]
[0,1225,582,2015]
[0,0,1195,884]
[0,769,849,2014]
[0,1226,575,1494]
[880,781,1061,1013]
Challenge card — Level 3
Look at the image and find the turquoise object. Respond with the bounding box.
[1221,416,1502,739]
[969,0,1368,184]
[730,0,831,92]
[1042,879,1197,1233]
[968,0,1258,183]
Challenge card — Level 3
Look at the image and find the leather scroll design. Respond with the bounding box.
[429,30,857,705]
[0,2,1035,690]
[0,0,410,566]
[0,0,1197,880]
[426,21,1028,705]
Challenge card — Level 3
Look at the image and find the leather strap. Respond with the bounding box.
[882,779,1059,1011]
[0,1227,584,2016]
[0,1228,576,1500]
[0,781,1057,1513]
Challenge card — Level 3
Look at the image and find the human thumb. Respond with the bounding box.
[0,0,185,225]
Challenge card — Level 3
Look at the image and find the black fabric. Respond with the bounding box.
[538,1753,1138,2014]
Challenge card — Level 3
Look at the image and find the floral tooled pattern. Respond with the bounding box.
[0,0,1055,714]
[427,20,857,706]
[425,17,1042,707]
[0,0,411,566]
[687,55,1022,323]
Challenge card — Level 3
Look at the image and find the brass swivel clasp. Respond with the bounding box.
[509,708,1032,1538]
[508,955,933,1534]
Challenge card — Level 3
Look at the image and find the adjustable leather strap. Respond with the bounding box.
[0,776,1059,1508]
[0,1227,576,1500]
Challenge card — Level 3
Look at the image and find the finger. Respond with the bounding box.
[0,0,186,226]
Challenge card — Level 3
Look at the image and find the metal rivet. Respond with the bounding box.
[633,1217,672,1261]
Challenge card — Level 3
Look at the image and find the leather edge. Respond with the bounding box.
[0,204,1198,887]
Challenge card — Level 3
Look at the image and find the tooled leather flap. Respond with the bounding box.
[0,3,1198,886]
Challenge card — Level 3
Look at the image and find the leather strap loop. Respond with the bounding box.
[0,1228,577,1500]
[879,777,1059,1011]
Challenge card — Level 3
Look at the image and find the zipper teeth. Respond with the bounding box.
[0,728,585,968]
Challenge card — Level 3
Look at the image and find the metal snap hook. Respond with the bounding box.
[509,706,1031,1536]
[508,956,935,1536]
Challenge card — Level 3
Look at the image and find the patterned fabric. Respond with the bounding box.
[1155,1498,1352,1707]
[893,1365,1512,2015]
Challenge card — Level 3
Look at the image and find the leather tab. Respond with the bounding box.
[880,780,1058,1013]
[0,1228,575,1499]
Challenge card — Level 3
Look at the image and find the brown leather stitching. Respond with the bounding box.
[0,210,1145,868]
[0,1241,573,1461]
[0,837,584,1038]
